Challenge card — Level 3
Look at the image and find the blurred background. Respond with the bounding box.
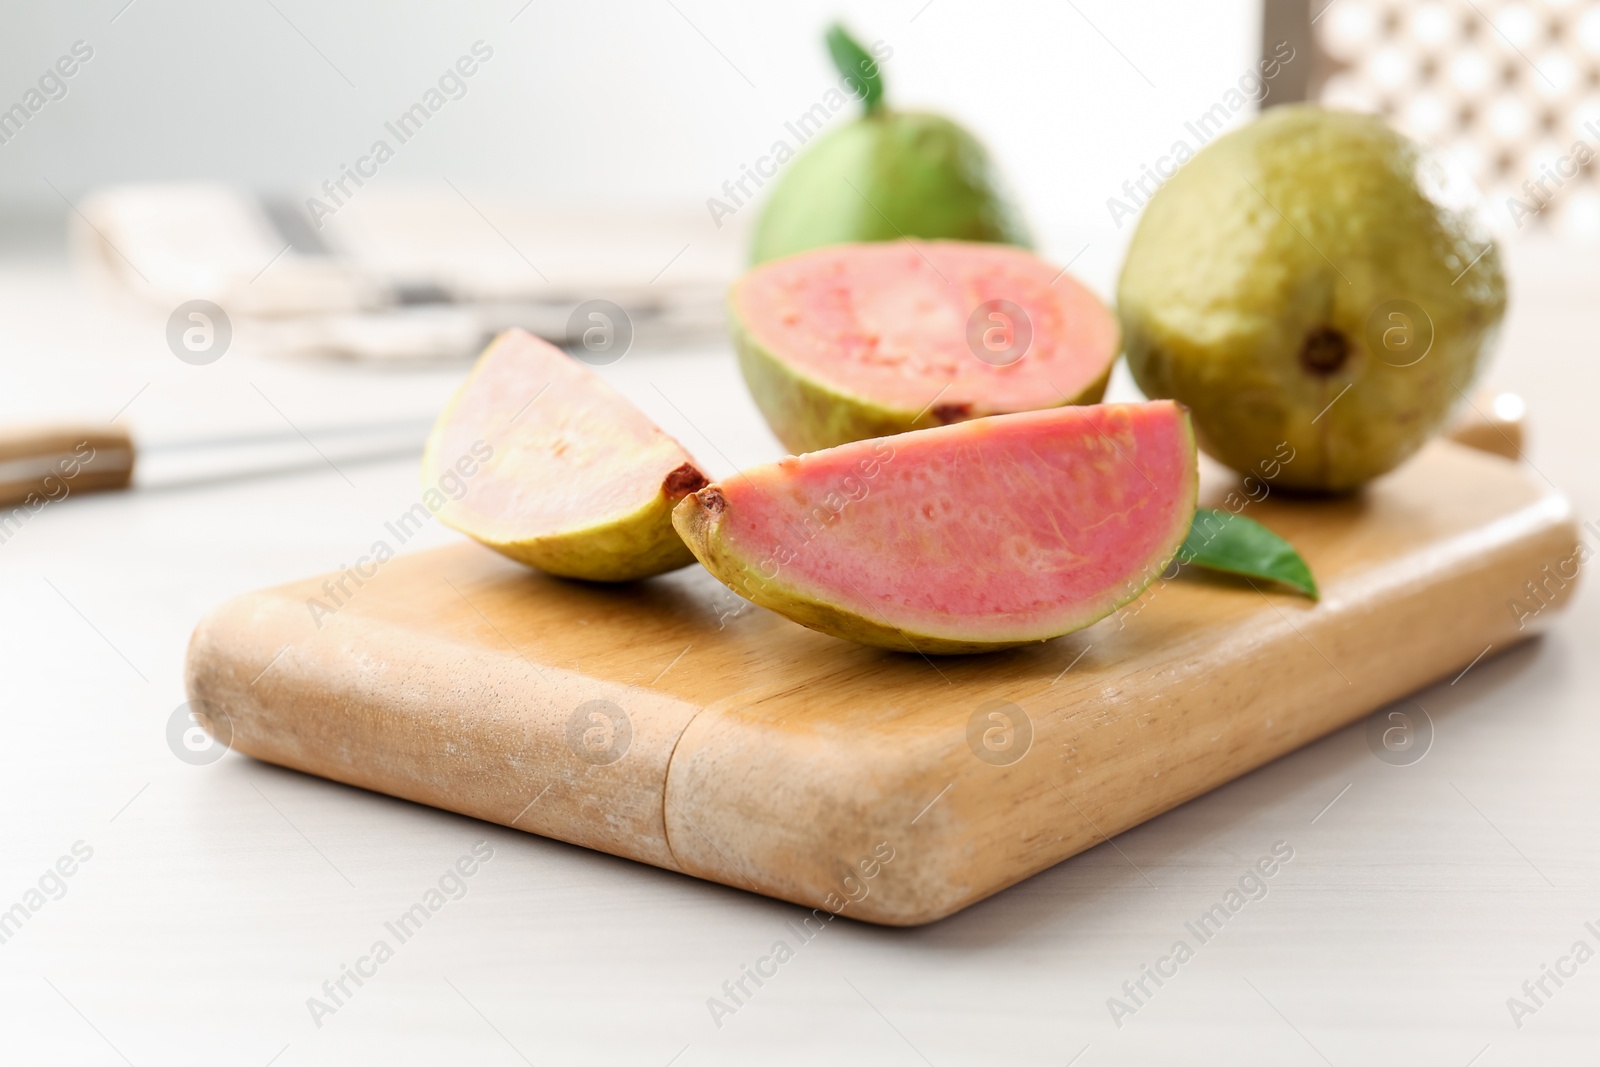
[0,1,1259,239]
[7,1,1599,246]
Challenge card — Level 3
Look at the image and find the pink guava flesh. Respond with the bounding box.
[680,401,1197,650]
[732,241,1119,417]
[423,329,708,582]
[429,329,702,543]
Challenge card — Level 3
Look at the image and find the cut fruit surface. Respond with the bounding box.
[730,241,1119,454]
[672,401,1197,653]
[423,328,707,582]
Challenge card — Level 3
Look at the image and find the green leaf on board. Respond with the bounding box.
[825,23,885,114]
[1181,508,1319,601]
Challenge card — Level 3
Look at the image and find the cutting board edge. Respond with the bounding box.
[182,588,703,873]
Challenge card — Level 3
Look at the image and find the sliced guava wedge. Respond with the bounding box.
[423,328,707,582]
[729,240,1119,454]
[672,401,1197,653]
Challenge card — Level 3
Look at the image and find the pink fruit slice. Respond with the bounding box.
[730,240,1120,454]
[672,401,1197,653]
[423,328,707,582]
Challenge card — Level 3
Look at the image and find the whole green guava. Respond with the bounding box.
[749,25,1030,264]
[1118,105,1507,492]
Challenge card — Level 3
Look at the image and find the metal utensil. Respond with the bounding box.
[0,417,436,509]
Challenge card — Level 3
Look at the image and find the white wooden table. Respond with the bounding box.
[0,234,1595,1065]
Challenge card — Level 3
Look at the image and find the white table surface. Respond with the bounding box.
[1,233,1596,1066]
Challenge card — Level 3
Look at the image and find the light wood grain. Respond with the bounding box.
[1444,389,1527,460]
[184,439,1579,924]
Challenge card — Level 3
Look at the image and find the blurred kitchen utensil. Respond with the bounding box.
[0,417,435,509]
[71,183,739,361]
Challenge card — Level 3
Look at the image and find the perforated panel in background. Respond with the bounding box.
[1311,0,1600,236]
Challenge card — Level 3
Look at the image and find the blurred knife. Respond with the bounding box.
[0,417,435,509]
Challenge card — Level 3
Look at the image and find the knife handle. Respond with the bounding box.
[0,426,135,511]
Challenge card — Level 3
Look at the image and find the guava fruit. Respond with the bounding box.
[422,328,707,582]
[1119,105,1506,492]
[748,24,1030,264]
[671,401,1197,654]
[731,240,1119,454]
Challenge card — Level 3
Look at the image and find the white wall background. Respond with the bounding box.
[0,0,1264,267]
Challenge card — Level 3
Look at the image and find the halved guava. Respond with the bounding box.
[423,328,707,582]
[729,241,1120,454]
[672,401,1197,654]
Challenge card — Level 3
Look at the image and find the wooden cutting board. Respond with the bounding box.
[184,439,1579,925]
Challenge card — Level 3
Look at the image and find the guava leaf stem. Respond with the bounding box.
[825,22,885,114]
[1180,507,1319,600]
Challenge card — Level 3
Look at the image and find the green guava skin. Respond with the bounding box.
[466,489,699,583]
[1118,105,1507,492]
[729,305,1109,455]
[749,110,1032,264]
